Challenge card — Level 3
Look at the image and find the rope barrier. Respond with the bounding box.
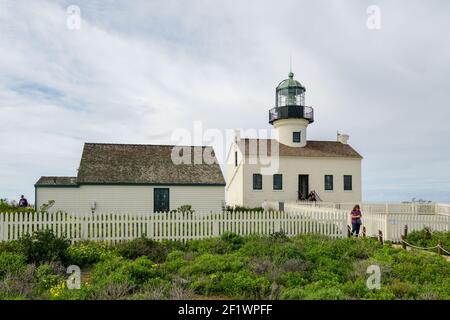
[438,245,450,255]
[400,239,439,250]
[401,239,450,255]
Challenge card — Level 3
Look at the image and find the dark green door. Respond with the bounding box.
[298,175,309,200]
[154,188,170,212]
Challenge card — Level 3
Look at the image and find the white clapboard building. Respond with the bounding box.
[226,72,363,208]
[35,143,225,213]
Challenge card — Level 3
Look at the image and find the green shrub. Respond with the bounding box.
[277,271,308,287]
[131,277,193,300]
[0,264,37,299]
[251,257,310,284]
[90,281,135,300]
[388,280,419,299]
[2,231,450,300]
[0,240,22,254]
[17,229,70,264]
[406,229,450,255]
[114,236,171,262]
[34,263,65,294]
[269,231,289,242]
[163,250,188,273]
[67,241,116,266]
[0,252,27,279]
[406,228,433,243]
[371,247,450,285]
[179,253,245,276]
[90,256,160,289]
[170,205,194,213]
[190,270,270,299]
[279,287,307,299]
[186,237,233,255]
[218,270,271,299]
[220,232,244,250]
[281,284,348,300]
[48,284,91,300]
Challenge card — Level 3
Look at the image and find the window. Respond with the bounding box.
[234,151,238,167]
[324,175,333,191]
[154,188,170,212]
[344,175,352,191]
[293,132,301,143]
[273,174,283,190]
[253,174,262,190]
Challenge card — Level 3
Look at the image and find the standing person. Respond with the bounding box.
[18,195,28,208]
[351,204,362,236]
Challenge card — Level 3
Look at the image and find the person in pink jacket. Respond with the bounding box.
[350,204,362,236]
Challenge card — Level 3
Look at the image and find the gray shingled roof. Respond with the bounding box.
[35,177,78,186]
[239,139,363,159]
[75,143,225,185]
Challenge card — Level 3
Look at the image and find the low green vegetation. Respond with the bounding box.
[0,229,449,300]
[406,228,450,255]
[0,199,35,213]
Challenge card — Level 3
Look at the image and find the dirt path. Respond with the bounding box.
[81,269,91,284]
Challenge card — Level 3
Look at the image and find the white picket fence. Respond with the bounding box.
[2,204,449,243]
[0,209,348,243]
[292,201,446,215]
[360,213,450,242]
[265,201,450,242]
[436,203,450,216]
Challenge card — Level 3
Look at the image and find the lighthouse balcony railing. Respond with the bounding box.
[269,105,314,124]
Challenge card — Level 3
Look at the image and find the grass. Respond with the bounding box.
[406,228,450,255]
[1,229,450,300]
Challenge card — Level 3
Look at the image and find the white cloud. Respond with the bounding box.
[0,0,449,203]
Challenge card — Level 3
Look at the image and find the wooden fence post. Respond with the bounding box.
[378,230,383,245]
[401,225,408,250]
[437,240,443,255]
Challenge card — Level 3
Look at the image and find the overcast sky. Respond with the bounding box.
[1,0,449,204]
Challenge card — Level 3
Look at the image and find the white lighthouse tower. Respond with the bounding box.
[269,71,314,147]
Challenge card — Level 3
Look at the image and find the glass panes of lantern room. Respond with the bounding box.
[277,87,305,107]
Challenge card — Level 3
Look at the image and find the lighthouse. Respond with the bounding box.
[227,70,362,207]
[269,72,314,147]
